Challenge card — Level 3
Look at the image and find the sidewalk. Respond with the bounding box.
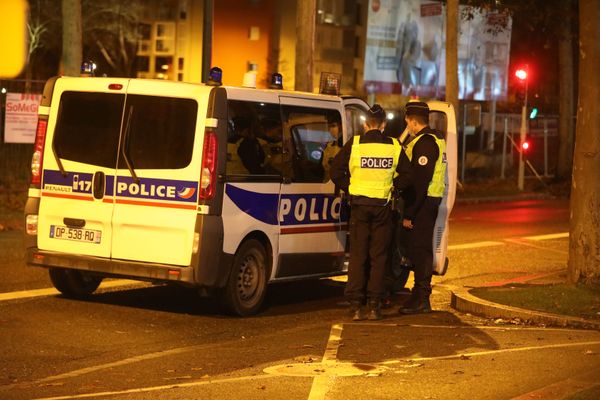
[449,275,600,330]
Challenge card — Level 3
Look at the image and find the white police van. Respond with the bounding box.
[24,71,456,316]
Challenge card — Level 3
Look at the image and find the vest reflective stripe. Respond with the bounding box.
[405,133,446,197]
[348,135,401,200]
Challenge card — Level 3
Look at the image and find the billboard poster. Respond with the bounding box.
[3,92,41,144]
[364,0,512,101]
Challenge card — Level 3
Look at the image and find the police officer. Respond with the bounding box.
[399,101,446,314]
[331,104,411,321]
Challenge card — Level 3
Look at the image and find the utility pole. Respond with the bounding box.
[201,0,214,83]
[515,67,529,191]
[295,0,316,92]
[61,0,82,76]
[445,0,459,114]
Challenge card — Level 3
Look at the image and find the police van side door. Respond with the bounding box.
[275,96,345,278]
[110,80,209,266]
[427,101,457,275]
[37,78,128,259]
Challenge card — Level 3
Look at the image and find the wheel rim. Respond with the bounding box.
[237,250,264,305]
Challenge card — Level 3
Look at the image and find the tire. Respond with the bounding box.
[220,239,268,316]
[49,268,103,297]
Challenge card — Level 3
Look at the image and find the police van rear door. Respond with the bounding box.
[37,78,129,259]
[110,80,210,266]
[427,101,457,275]
[276,96,345,278]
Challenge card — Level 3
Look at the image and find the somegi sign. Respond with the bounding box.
[4,92,41,143]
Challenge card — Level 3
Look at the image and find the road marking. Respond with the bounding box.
[448,241,504,250]
[523,232,569,241]
[504,238,568,255]
[510,368,600,400]
[307,323,343,400]
[32,374,278,400]
[0,280,144,302]
[408,340,600,362]
[478,271,561,287]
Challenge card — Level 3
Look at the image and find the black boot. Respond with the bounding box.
[400,291,432,314]
[349,300,366,321]
[367,298,382,320]
[399,291,419,313]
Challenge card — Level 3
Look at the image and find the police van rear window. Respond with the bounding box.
[53,92,198,170]
[123,95,197,170]
[54,91,124,168]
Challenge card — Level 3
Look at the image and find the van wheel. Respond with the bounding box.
[49,268,102,297]
[220,239,268,316]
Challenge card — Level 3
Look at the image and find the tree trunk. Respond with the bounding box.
[295,0,316,92]
[61,0,82,76]
[445,0,459,114]
[556,0,575,180]
[568,0,600,284]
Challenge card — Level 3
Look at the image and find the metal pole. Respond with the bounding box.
[488,99,496,152]
[543,118,548,176]
[517,72,528,191]
[201,0,214,83]
[501,117,508,179]
[461,105,467,182]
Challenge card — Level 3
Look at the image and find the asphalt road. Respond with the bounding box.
[1,198,599,400]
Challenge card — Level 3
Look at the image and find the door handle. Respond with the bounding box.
[93,171,105,200]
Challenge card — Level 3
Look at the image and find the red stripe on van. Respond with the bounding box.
[280,225,341,235]
[42,192,93,201]
[114,198,197,210]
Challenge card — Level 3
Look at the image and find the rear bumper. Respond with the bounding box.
[27,248,197,285]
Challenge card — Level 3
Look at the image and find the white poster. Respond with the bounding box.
[364,0,512,101]
[4,92,41,144]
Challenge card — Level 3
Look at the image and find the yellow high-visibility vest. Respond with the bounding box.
[348,136,401,201]
[405,133,446,197]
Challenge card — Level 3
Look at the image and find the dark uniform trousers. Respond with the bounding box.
[404,196,441,295]
[345,203,393,302]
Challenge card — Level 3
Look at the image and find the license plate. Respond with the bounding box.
[50,225,102,244]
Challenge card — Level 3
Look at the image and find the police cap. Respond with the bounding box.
[405,101,429,118]
[366,103,386,125]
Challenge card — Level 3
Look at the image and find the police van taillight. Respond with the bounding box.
[31,117,48,187]
[199,129,217,200]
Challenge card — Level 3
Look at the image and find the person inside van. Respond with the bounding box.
[321,118,343,182]
[260,118,284,175]
[227,117,265,175]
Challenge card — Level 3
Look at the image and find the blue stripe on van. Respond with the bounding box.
[114,176,198,203]
[225,184,345,226]
[43,170,94,194]
[42,170,198,203]
[225,184,279,225]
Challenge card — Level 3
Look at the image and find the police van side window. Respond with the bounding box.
[281,106,342,183]
[344,106,366,143]
[123,95,197,170]
[54,91,124,168]
[226,100,283,180]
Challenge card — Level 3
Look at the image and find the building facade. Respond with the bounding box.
[135,0,367,96]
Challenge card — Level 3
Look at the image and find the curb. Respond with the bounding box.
[450,287,600,330]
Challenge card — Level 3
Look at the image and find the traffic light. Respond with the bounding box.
[514,67,528,104]
[529,107,538,119]
[521,139,530,153]
[515,69,527,81]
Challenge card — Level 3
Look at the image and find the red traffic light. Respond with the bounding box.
[521,140,530,151]
[515,69,528,81]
